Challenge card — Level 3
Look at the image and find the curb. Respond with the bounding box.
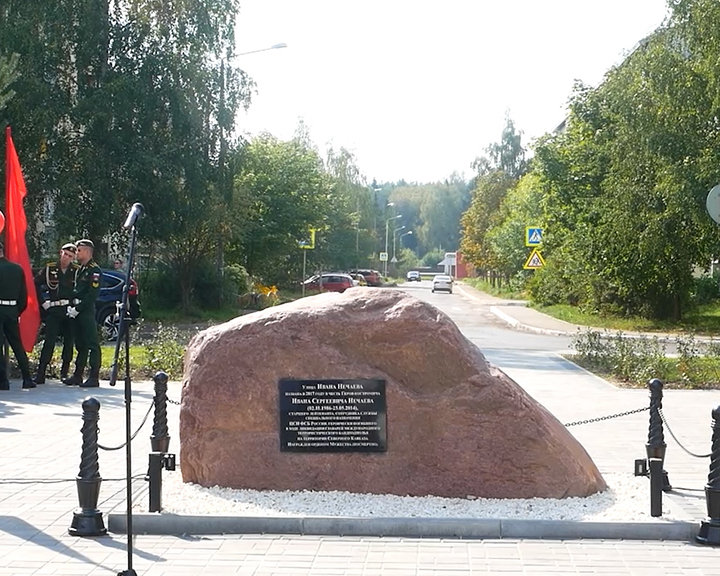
[453,284,570,337]
[107,513,699,541]
[455,284,693,343]
[489,305,573,337]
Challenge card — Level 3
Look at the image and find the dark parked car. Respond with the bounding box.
[37,268,141,342]
[96,269,141,341]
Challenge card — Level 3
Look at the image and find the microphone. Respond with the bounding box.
[123,203,145,229]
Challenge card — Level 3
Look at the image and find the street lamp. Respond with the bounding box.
[216,42,287,274]
[384,214,401,276]
[392,225,406,264]
[235,43,288,57]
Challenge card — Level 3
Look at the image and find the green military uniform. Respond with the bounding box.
[64,240,102,387]
[34,251,79,383]
[0,249,35,389]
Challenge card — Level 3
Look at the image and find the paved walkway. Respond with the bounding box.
[1,286,720,574]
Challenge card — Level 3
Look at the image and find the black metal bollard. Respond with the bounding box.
[148,452,164,512]
[697,405,720,545]
[146,370,176,513]
[649,458,663,517]
[69,397,107,536]
[646,378,672,492]
[150,371,170,453]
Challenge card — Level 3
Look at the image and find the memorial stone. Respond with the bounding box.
[180,288,606,499]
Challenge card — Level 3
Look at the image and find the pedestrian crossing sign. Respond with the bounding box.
[298,228,316,249]
[523,248,545,270]
[525,226,543,246]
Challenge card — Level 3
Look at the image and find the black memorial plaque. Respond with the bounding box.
[279,379,387,452]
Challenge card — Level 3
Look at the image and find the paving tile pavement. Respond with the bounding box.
[456,283,720,519]
[0,288,720,573]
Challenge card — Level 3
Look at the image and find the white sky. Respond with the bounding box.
[234,0,670,184]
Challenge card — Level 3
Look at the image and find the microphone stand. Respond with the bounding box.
[110,218,140,576]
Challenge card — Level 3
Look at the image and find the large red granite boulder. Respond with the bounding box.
[179,288,606,499]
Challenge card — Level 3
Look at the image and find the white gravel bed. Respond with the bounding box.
[157,472,681,522]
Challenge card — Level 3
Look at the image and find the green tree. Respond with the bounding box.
[232,133,333,285]
[482,113,529,179]
[485,171,545,280]
[462,115,529,277]
[460,171,515,271]
[0,0,250,266]
[0,52,18,111]
[533,13,720,319]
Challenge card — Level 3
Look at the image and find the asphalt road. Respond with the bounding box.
[397,279,575,358]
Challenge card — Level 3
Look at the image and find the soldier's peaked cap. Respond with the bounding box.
[76,239,94,249]
[61,242,77,253]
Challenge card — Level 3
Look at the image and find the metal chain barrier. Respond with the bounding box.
[659,408,711,458]
[564,406,649,427]
[98,400,154,451]
[167,397,181,405]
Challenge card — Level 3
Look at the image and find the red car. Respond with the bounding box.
[351,269,383,286]
[302,273,354,293]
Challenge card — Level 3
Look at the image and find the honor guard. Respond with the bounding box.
[33,242,79,384]
[0,239,35,389]
[63,239,103,388]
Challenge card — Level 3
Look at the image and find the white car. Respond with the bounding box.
[432,274,453,294]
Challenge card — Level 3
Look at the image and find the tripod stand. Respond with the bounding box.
[110,203,143,576]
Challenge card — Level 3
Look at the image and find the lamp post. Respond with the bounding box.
[384,214,401,276]
[392,225,406,263]
[216,42,287,275]
[399,229,413,248]
[235,43,288,57]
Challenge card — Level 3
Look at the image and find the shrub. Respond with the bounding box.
[142,323,189,380]
[691,276,719,306]
[571,328,668,384]
[138,266,182,310]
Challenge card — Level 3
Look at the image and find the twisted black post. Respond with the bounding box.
[646,378,671,493]
[646,379,666,460]
[69,397,107,536]
[150,371,170,453]
[697,405,720,545]
[147,370,176,512]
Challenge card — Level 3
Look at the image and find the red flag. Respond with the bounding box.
[5,127,40,352]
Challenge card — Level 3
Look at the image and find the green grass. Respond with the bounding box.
[571,354,720,389]
[142,305,243,323]
[462,277,527,300]
[533,302,720,335]
[99,345,148,371]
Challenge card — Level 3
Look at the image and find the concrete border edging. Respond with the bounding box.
[488,305,573,337]
[107,513,698,541]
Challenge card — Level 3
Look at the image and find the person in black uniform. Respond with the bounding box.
[63,239,102,388]
[0,239,36,389]
[33,242,79,384]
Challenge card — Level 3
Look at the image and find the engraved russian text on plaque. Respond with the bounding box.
[279,379,387,452]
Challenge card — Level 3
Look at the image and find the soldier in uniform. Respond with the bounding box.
[63,239,102,388]
[0,240,36,389]
[33,242,79,384]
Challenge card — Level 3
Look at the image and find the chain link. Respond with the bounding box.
[658,408,711,458]
[564,406,649,427]
[98,400,154,451]
[167,397,181,405]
